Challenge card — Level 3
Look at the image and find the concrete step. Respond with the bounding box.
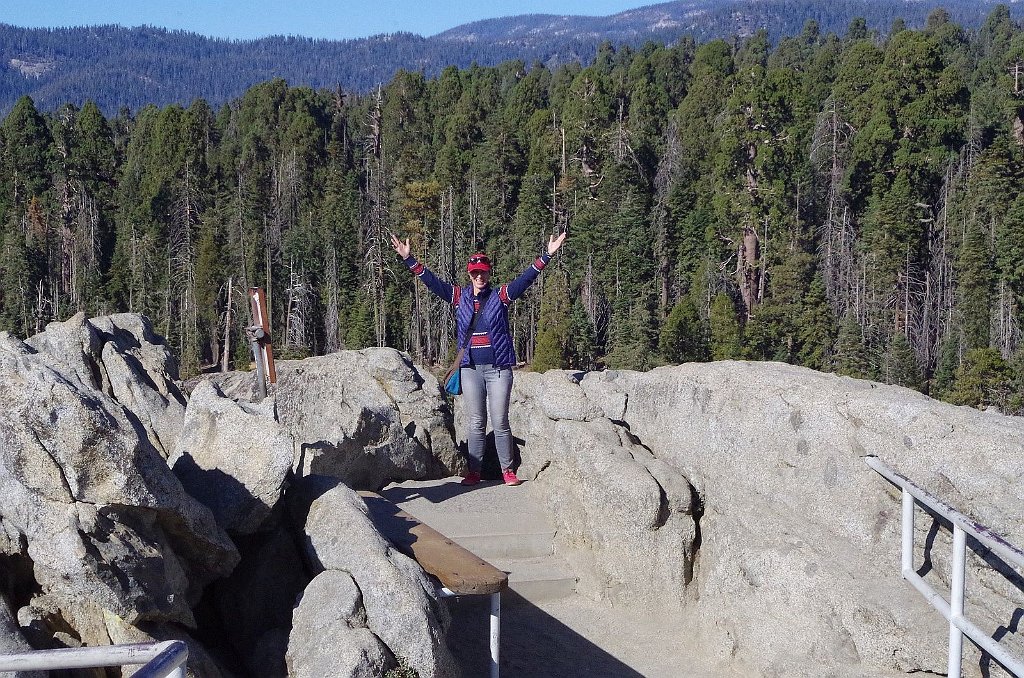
[445,529,555,560]
[492,554,578,604]
[409,512,555,560]
[380,478,574,602]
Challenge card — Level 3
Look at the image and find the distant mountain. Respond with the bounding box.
[1,0,1021,115]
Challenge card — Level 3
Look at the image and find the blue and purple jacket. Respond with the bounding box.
[404,253,551,367]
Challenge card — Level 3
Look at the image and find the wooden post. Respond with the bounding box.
[248,287,277,400]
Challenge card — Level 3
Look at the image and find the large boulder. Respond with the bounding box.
[169,381,293,535]
[288,478,457,678]
[287,570,392,678]
[569,361,1024,678]
[208,348,462,489]
[0,330,238,636]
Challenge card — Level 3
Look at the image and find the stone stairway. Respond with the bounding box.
[379,476,577,603]
[379,476,720,677]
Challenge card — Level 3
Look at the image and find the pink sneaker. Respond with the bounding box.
[502,469,522,486]
[461,471,481,486]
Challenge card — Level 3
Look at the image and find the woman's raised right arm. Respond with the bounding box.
[391,234,459,305]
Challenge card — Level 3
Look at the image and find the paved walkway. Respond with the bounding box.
[380,477,725,677]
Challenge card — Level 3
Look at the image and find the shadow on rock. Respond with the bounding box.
[446,591,643,678]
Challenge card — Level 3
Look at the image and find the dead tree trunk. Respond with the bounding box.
[221,276,233,372]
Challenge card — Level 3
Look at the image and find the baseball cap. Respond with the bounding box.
[467,252,491,274]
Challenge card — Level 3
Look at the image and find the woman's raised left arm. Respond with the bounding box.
[501,231,567,302]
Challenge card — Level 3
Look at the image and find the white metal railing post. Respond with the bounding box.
[439,587,501,677]
[490,592,501,678]
[901,490,915,575]
[866,456,1024,678]
[948,524,967,678]
[134,640,188,678]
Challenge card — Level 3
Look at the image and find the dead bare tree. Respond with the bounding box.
[362,86,389,347]
[324,248,340,353]
[171,159,200,374]
[285,257,311,353]
[652,118,682,313]
[994,279,1021,358]
[432,185,458,364]
[810,97,859,317]
[221,276,233,372]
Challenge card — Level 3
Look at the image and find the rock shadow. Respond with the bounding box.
[446,592,644,678]
[381,479,484,504]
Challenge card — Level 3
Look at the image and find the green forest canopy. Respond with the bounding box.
[1,7,1023,414]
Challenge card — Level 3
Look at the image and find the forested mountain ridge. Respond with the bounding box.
[1,0,1023,115]
[2,6,1024,415]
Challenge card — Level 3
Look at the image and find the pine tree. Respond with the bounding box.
[931,334,960,397]
[606,298,656,371]
[709,293,743,360]
[946,348,1014,410]
[881,332,924,391]
[532,271,571,372]
[832,313,872,379]
[956,219,993,350]
[567,300,597,371]
[659,296,708,363]
[795,277,836,370]
[0,226,30,334]
[2,96,53,202]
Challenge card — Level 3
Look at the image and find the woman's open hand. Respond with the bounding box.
[390,233,410,259]
[547,230,567,256]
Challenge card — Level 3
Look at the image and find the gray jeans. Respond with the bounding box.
[461,363,514,472]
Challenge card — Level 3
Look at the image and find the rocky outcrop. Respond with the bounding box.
[0,316,468,677]
[26,313,187,457]
[504,363,1024,678]
[0,329,238,634]
[209,349,462,489]
[4,310,1021,678]
[287,477,457,678]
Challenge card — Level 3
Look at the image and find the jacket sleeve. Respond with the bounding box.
[498,253,552,304]
[404,256,460,305]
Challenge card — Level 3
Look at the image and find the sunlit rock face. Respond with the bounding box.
[0,316,237,638]
[0,316,464,677]
[514,361,1021,678]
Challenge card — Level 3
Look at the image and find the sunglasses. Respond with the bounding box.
[468,256,490,265]
[469,270,489,277]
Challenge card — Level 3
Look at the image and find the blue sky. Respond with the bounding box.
[1,0,658,40]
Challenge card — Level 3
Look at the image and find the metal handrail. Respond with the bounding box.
[866,455,1024,677]
[0,640,187,677]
